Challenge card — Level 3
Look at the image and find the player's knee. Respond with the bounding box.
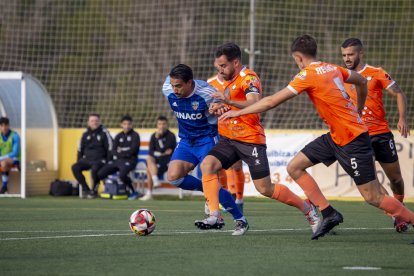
[200,156,220,174]
[389,175,404,187]
[169,177,184,187]
[71,163,80,173]
[286,162,299,179]
[167,171,181,183]
[256,185,273,197]
[362,192,382,207]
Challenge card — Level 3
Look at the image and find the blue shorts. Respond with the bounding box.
[171,135,219,167]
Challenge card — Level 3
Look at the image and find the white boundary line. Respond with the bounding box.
[0,227,398,241]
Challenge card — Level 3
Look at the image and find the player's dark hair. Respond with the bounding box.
[120,115,133,122]
[215,42,241,61]
[157,115,168,122]
[169,64,193,83]
[341,38,364,51]
[89,113,100,119]
[0,117,9,125]
[291,35,317,57]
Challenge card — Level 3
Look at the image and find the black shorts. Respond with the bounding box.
[301,132,376,185]
[208,136,270,180]
[155,157,170,178]
[370,132,398,163]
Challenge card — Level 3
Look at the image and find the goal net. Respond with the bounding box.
[0,0,412,130]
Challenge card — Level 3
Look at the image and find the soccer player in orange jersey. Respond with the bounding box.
[220,35,414,240]
[207,73,246,212]
[341,38,410,232]
[198,42,321,236]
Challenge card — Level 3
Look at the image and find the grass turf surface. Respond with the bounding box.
[0,196,413,275]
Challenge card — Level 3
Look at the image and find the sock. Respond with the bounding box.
[202,174,221,214]
[379,195,414,224]
[225,169,237,195]
[321,205,335,218]
[218,169,227,189]
[235,198,244,204]
[177,175,203,191]
[152,175,160,187]
[2,173,8,189]
[393,193,404,203]
[219,187,243,220]
[295,172,330,211]
[271,184,306,212]
[235,169,245,200]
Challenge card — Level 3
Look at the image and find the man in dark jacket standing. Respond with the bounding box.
[98,115,141,200]
[72,113,113,198]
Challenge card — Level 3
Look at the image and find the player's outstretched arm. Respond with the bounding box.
[219,87,296,120]
[387,83,410,137]
[345,71,368,114]
[211,91,261,109]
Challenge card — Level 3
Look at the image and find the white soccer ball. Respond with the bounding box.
[129,209,156,236]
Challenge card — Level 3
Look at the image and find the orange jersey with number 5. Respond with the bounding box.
[208,67,266,144]
[287,62,367,146]
[344,64,394,135]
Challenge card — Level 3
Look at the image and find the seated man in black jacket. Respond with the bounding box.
[72,113,113,198]
[97,115,141,200]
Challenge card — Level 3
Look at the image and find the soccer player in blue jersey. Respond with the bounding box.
[163,64,247,235]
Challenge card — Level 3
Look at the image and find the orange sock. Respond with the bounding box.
[296,172,330,211]
[393,193,404,203]
[218,169,227,189]
[379,195,414,224]
[202,174,221,214]
[235,169,245,200]
[225,169,237,195]
[272,184,305,212]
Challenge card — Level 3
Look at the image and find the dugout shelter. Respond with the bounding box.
[0,72,58,198]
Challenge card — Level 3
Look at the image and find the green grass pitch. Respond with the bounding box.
[0,196,413,275]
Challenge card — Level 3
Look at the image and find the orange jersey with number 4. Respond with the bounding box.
[344,64,395,136]
[208,67,266,144]
[287,61,367,146]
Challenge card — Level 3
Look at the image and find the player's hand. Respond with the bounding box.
[219,110,241,121]
[211,92,229,104]
[397,118,410,138]
[214,106,230,116]
[209,103,224,114]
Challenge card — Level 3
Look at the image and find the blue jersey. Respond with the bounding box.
[163,76,218,140]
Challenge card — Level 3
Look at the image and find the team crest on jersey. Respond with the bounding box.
[366,76,373,81]
[232,84,237,90]
[191,101,199,110]
[296,70,307,80]
[245,75,259,86]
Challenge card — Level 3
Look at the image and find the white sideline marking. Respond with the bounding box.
[343,266,382,270]
[0,227,396,241]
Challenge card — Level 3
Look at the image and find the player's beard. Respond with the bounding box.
[346,56,360,70]
[223,68,236,81]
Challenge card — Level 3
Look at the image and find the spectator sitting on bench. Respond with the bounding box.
[72,113,112,199]
[0,117,20,194]
[98,115,141,200]
[140,116,176,201]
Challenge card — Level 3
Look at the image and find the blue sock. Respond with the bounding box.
[219,188,243,220]
[2,173,8,189]
[177,175,203,191]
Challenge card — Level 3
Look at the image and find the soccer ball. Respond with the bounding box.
[129,209,156,236]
